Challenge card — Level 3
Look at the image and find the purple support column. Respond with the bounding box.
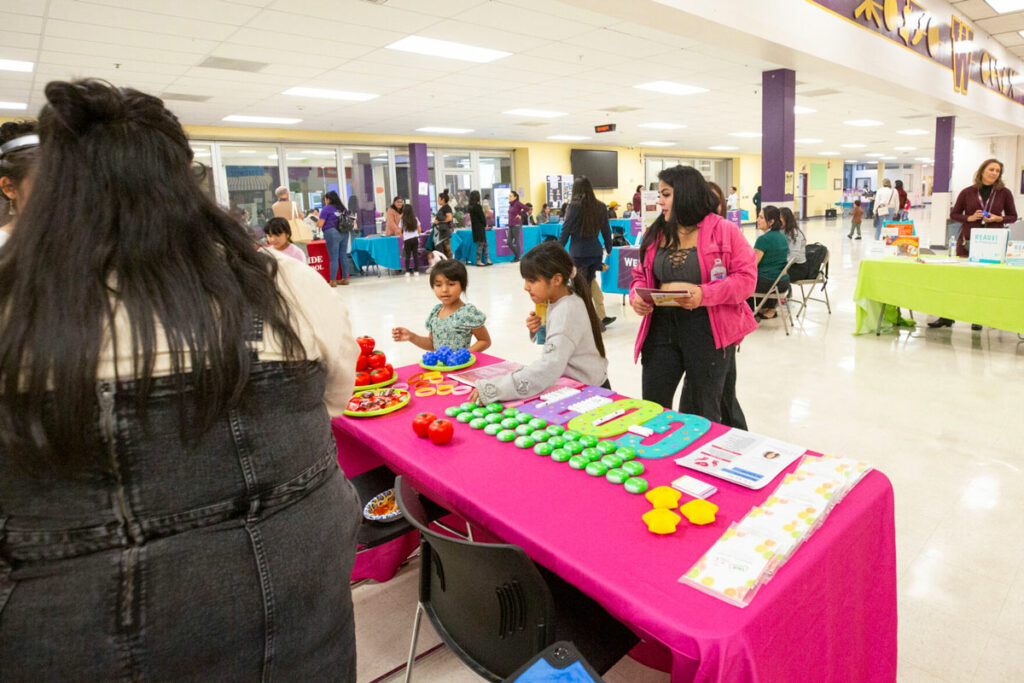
[408,143,431,235]
[762,69,795,203]
[933,116,955,193]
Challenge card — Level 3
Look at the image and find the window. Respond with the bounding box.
[219,145,281,233]
[284,147,338,215]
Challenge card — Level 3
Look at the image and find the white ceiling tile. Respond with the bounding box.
[225,28,375,60]
[337,59,453,82]
[0,35,37,55]
[415,23,547,54]
[560,28,671,60]
[245,9,398,47]
[976,13,1024,34]
[46,0,236,40]
[0,0,44,15]
[497,0,610,28]
[3,13,43,33]
[84,0,261,24]
[37,51,189,76]
[265,0,438,32]
[385,0,489,17]
[456,1,584,37]
[520,43,621,69]
[208,43,343,71]
[45,20,217,54]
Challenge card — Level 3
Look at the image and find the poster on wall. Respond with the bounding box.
[640,190,661,240]
[493,184,511,228]
[545,174,574,209]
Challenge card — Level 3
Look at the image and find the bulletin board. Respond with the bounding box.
[810,163,828,191]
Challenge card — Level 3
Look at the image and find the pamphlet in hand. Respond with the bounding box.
[633,287,693,308]
[675,428,806,490]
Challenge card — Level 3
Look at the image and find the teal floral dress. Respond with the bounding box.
[425,302,487,350]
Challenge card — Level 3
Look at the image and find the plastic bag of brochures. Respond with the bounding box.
[680,454,873,607]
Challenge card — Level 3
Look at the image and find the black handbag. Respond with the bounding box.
[338,210,355,232]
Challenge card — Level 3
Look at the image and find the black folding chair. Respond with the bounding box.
[396,476,638,682]
[752,258,797,335]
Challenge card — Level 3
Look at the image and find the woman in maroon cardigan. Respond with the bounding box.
[932,158,1018,329]
[950,158,1017,257]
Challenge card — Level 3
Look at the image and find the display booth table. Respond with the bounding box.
[333,354,897,682]
[451,224,563,265]
[602,246,640,296]
[853,257,1024,334]
[351,234,431,274]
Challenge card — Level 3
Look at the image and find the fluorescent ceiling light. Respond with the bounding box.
[638,122,687,129]
[386,35,511,63]
[639,141,676,147]
[840,143,866,148]
[416,126,475,134]
[845,159,859,163]
[795,138,823,143]
[547,135,590,141]
[915,157,935,162]
[880,156,897,159]
[708,145,738,151]
[0,59,33,72]
[0,101,28,110]
[794,105,816,114]
[844,119,884,127]
[987,0,1024,12]
[864,153,885,157]
[634,81,708,96]
[504,108,567,118]
[282,86,378,102]
[819,151,839,156]
[894,146,916,151]
[729,131,761,138]
[223,114,301,124]
[898,129,929,135]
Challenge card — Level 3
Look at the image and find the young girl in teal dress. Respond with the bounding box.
[392,259,491,352]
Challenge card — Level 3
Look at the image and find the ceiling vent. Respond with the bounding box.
[162,92,211,102]
[799,87,841,97]
[198,57,268,73]
[601,105,642,113]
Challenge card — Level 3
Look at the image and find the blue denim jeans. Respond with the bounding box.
[0,361,361,680]
[324,227,350,280]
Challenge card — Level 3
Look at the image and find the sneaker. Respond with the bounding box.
[601,317,616,326]
[847,234,852,238]
[854,236,862,240]
[971,324,982,331]
[404,271,412,277]
[413,271,420,276]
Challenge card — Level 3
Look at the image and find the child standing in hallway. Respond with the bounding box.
[848,199,863,239]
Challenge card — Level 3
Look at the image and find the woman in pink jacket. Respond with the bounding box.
[629,165,757,421]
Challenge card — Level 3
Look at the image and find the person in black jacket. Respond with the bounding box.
[558,176,615,328]
[468,190,491,266]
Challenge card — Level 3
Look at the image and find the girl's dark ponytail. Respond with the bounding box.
[569,267,606,358]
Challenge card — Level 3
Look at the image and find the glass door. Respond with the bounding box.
[345,148,394,235]
[219,145,281,236]
[284,147,339,215]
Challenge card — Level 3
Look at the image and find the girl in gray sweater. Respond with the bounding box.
[471,242,608,403]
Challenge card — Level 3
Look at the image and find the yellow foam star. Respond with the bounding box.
[680,499,719,526]
[645,485,683,509]
[642,508,682,534]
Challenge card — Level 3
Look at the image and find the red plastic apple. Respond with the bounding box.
[427,419,454,445]
[369,368,391,385]
[356,336,375,355]
[367,351,387,370]
[354,371,370,386]
[356,354,369,371]
[412,412,438,438]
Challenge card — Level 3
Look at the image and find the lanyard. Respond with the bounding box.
[977,188,995,214]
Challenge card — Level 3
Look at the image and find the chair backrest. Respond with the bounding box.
[802,243,828,283]
[396,477,555,681]
[758,257,796,297]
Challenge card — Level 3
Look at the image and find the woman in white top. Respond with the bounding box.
[872,178,898,239]
[779,207,809,281]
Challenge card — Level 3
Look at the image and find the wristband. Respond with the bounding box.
[450,384,473,395]
[435,383,456,396]
[414,386,437,397]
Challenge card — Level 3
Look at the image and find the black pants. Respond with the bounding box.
[475,239,491,264]
[710,349,747,429]
[749,276,790,312]
[641,308,733,423]
[403,237,420,272]
[787,262,810,282]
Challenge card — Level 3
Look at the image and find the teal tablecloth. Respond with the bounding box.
[352,235,401,270]
[601,246,640,295]
[451,224,562,265]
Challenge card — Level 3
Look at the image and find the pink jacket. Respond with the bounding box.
[629,213,758,363]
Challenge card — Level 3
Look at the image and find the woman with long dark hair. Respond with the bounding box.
[507,189,530,261]
[559,176,614,327]
[400,202,422,275]
[752,205,790,319]
[385,195,404,237]
[318,189,352,286]
[629,165,757,421]
[0,120,38,247]
[0,80,362,678]
[432,189,455,260]
[468,189,491,266]
[779,207,808,281]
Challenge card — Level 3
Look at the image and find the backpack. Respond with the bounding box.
[610,234,630,247]
[338,210,356,232]
[803,243,828,283]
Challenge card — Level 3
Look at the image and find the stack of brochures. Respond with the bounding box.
[679,454,873,607]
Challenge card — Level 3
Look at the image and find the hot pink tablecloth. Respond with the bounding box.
[333,355,897,682]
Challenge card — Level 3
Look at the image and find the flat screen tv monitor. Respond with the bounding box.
[570,149,618,189]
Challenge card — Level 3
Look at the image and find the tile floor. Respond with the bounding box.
[339,209,1024,683]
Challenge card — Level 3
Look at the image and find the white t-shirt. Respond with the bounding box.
[874,187,897,215]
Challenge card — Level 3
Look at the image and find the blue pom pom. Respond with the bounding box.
[423,352,437,365]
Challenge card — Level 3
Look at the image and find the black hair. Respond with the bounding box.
[438,189,451,204]
[509,190,519,201]
[0,120,39,222]
[854,199,861,206]
[429,258,467,291]
[264,216,292,241]
[324,190,346,212]
[569,176,606,239]
[400,203,418,232]
[639,165,719,258]
[762,205,782,230]
[707,181,727,218]
[468,190,481,207]
[519,241,605,358]
[894,179,903,190]
[779,207,803,241]
[389,196,404,212]
[635,185,643,192]
[0,79,304,467]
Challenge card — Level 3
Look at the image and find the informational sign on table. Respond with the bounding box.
[493,183,510,228]
[675,428,805,490]
[545,174,574,209]
[969,228,1010,264]
[640,190,660,235]
[306,240,329,282]
[617,247,640,290]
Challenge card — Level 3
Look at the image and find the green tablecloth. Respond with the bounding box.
[853,257,1024,334]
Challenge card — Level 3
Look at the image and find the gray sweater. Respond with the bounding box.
[476,294,608,402]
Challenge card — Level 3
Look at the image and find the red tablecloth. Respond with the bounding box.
[333,355,897,682]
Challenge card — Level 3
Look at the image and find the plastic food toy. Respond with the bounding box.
[497,429,516,442]
[616,447,637,461]
[460,402,477,412]
[471,407,489,419]
[444,406,462,418]
[564,441,584,455]
[568,455,589,470]
[645,486,682,510]
[530,430,550,442]
[514,435,535,449]
[502,407,519,418]
[469,418,487,430]
[562,430,581,442]
[356,354,368,371]
[605,468,629,484]
[533,443,553,457]
[612,411,712,460]
[421,346,475,370]
[567,399,664,439]
[515,413,532,425]
[578,434,599,448]
[585,462,608,477]
[354,371,371,387]
[369,368,391,384]
[621,461,645,477]
[551,448,571,462]
[353,338,398,389]
[680,500,718,526]
[367,351,387,370]
[624,477,649,494]
[643,508,682,535]
[456,412,474,424]
[344,388,410,417]
[356,336,376,355]
[412,412,438,437]
[427,419,454,445]
[484,423,502,436]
